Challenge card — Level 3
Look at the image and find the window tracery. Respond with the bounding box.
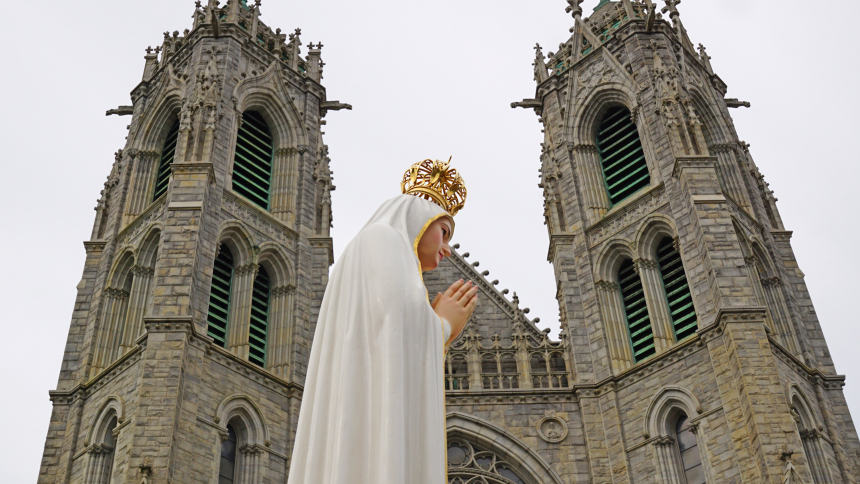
[447,439,528,484]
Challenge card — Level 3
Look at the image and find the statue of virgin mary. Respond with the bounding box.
[287,159,475,484]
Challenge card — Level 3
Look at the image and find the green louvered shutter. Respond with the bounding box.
[619,259,656,362]
[596,107,650,206]
[248,267,270,367]
[153,120,180,201]
[232,111,273,210]
[207,247,234,347]
[656,238,698,341]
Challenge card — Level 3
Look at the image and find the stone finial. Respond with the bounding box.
[698,43,714,75]
[565,0,584,20]
[533,43,548,83]
[661,0,681,18]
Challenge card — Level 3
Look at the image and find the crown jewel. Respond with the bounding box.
[401,158,467,216]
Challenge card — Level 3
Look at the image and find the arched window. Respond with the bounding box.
[792,394,835,484]
[248,266,271,367]
[85,414,117,484]
[482,354,500,389]
[219,424,238,484]
[208,246,234,348]
[673,414,705,484]
[656,237,698,341]
[596,106,650,206]
[445,355,469,391]
[619,259,655,361]
[153,120,180,201]
[232,111,274,210]
[447,438,528,484]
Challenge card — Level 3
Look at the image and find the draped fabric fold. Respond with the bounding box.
[288,194,453,484]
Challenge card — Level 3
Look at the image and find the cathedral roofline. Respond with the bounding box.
[129,0,327,99]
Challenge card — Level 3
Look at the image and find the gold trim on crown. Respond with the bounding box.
[401,158,467,216]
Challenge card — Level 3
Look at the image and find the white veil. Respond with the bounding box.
[287,194,453,484]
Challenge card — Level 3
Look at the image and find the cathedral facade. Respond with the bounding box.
[39,1,860,484]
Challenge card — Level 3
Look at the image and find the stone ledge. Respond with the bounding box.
[691,194,726,204]
[308,236,334,265]
[167,200,204,211]
[672,155,717,178]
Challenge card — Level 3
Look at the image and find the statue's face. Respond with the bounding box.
[417,217,452,272]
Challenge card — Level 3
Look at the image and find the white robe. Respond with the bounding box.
[288,194,453,484]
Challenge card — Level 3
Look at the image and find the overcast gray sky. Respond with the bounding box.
[2,1,858,480]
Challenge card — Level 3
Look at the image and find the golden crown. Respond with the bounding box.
[401,158,467,216]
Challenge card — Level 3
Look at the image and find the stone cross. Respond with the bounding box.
[662,0,681,17]
[565,0,584,20]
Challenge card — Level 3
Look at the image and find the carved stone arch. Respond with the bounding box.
[136,92,184,153]
[137,224,163,269]
[686,86,731,147]
[86,396,125,445]
[256,241,296,288]
[446,412,564,484]
[573,86,637,145]
[787,383,821,431]
[217,219,257,267]
[644,386,714,484]
[644,385,702,439]
[787,382,837,484]
[216,394,270,446]
[594,237,636,282]
[749,239,776,278]
[233,63,307,149]
[107,248,136,289]
[732,219,753,258]
[633,214,678,261]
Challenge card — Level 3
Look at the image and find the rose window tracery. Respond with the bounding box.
[447,439,528,484]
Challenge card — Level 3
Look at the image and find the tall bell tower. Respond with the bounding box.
[511,1,860,482]
[38,2,349,483]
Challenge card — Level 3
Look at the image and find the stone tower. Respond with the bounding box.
[508,0,858,482]
[38,2,350,483]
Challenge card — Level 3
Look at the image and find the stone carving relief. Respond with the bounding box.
[537,416,569,443]
[221,192,298,248]
[586,186,667,248]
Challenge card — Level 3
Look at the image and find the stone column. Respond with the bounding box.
[760,276,801,355]
[119,266,154,354]
[467,344,483,390]
[801,430,834,484]
[84,444,113,484]
[271,148,296,223]
[286,148,300,225]
[122,151,159,226]
[266,285,295,378]
[572,144,611,223]
[239,445,263,484]
[712,145,752,212]
[227,263,258,360]
[743,256,773,331]
[634,258,675,353]
[595,280,634,374]
[652,437,683,484]
[91,288,129,377]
